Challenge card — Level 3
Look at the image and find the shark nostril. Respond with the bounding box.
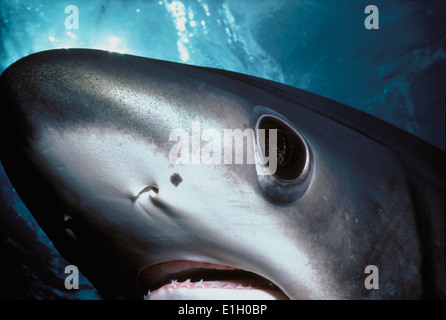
[147,187,159,197]
[133,185,159,201]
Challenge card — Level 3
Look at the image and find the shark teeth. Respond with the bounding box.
[138,260,287,300]
[195,279,205,288]
[144,279,261,299]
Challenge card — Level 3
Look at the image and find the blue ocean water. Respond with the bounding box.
[0,0,444,299]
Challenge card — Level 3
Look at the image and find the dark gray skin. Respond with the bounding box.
[0,49,444,299]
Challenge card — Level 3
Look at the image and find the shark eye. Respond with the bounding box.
[260,116,308,181]
[253,107,312,204]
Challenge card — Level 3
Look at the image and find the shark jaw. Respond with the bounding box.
[138,260,290,300]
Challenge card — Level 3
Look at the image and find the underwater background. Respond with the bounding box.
[0,0,444,299]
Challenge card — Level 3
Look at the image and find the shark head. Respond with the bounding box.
[1,49,444,300]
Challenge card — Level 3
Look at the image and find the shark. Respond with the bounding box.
[0,49,444,300]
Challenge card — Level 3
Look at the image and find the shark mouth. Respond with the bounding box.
[138,260,289,300]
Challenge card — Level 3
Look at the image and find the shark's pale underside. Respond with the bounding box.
[0,49,444,299]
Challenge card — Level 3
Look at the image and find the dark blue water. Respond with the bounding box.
[0,0,444,299]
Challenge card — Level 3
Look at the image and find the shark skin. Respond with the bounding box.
[0,49,444,300]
